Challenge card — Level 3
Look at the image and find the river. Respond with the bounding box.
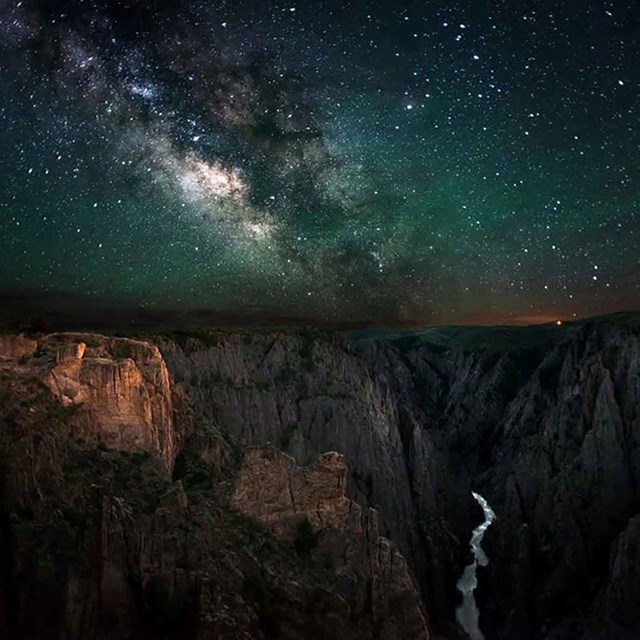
[455,491,497,640]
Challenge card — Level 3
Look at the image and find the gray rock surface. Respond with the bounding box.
[158,318,640,639]
[2,315,639,639]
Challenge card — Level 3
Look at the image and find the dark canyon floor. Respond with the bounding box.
[1,313,640,639]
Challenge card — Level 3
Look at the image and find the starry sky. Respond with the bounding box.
[1,0,639,325]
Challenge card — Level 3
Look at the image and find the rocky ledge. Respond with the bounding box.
[0,331,427,640]
[232,447,429,640]
[0,332,189,475]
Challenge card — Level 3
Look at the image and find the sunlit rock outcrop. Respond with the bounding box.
[232,446,430,640]
[0,333,189,474]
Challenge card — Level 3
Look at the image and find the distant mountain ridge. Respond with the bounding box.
[1,288,638,333]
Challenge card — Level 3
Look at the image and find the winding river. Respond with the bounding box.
[455,492,497,640]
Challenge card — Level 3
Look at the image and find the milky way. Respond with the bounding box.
[1,0,639,324]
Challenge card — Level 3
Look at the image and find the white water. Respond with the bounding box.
[455,492,496,640]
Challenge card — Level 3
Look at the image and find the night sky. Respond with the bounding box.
[1,0,639,325]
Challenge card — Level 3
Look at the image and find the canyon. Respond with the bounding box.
[0,314,639,638]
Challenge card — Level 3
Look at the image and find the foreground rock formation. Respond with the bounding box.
[1,314,640,639]
[232,447,429,640]
[0,333,188,474]
[0,332,427,639]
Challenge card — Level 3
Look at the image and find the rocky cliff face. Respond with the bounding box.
[476,321,640,639]
[156,319,640,639]
[0,331,428,640]
[232,446,429,640]
[357,320,640,640]
[1,316,640,639]
[157,331,459,633]
[0,333,188,474]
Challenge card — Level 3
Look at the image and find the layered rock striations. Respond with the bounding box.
[1,316,640,639]
[157,318,640,639]
[0,333,188,474]
[232,446,429,640]
[157,331,456,629]
[0,332,427,640]
[476,320,640,639]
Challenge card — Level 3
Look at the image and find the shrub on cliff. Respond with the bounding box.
[111,342,133,360]
[294,516,318,555]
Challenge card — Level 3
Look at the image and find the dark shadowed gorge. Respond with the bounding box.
[1,314,640,639]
